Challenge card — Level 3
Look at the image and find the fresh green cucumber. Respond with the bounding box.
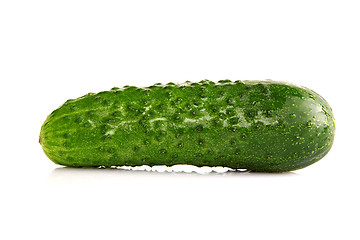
[39,80,335,172]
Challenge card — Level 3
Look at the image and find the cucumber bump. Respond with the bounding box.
[39,80,335,172]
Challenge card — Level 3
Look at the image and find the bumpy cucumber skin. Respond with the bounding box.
[40,80,335,172]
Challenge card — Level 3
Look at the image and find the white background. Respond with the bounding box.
[1,0,359,239]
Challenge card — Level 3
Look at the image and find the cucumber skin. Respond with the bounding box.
[39,80,335,172]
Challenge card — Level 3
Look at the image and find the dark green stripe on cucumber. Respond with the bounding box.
[40,80,335,172]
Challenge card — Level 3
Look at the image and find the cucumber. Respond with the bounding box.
[39,80,335,172]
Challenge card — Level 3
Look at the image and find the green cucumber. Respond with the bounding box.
[39,80,335,172]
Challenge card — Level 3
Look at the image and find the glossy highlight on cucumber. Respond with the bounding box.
[39,80,335,172]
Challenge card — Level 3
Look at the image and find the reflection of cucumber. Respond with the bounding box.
[39,80,335,172]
